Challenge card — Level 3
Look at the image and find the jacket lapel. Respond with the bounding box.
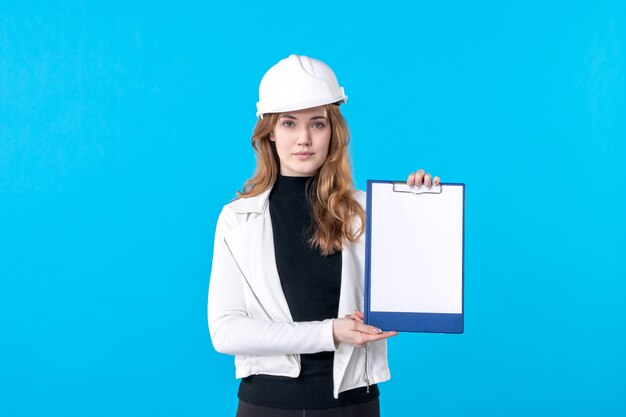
[224,190,294,322]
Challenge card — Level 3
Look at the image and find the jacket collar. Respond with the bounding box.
[228,188,272,214]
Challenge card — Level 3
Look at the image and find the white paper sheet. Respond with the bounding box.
[369,183,464,314]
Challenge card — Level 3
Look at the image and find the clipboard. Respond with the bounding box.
[364,180,465,333]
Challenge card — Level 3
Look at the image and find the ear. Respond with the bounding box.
[269,132,275,142]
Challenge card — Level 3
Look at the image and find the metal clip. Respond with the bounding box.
[392,182,442,195]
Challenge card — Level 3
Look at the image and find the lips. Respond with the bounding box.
[294,152,314,160]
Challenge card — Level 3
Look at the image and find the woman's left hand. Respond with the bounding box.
[406,169,440,188]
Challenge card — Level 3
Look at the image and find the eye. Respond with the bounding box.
[282,121,295,128]
[312,122,325,129]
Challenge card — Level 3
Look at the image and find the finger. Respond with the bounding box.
[354,310,365,320]
[434,176,440,186]
[424,173,432,188]
[345,314,364,324]
[407,172,416,187]
[356,323,383,335]
[414,169,425,187]
[351,315,364,324]
[360,331,399,343]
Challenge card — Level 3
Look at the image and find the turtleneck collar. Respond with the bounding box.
[270,174,315,201]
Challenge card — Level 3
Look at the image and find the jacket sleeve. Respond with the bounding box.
[207,207,336,356]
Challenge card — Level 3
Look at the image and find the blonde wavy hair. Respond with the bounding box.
[238,104,365,256]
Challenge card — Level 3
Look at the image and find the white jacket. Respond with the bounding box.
[207,187,390,399]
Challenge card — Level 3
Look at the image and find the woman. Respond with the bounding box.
[208,54,440,416]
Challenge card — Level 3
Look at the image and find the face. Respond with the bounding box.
[270,106,331,177]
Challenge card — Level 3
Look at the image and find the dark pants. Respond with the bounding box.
[235,398,380,417]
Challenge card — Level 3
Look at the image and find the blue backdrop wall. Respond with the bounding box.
[1,1,625,416]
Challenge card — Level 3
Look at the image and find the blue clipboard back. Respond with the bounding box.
[363,180,465,334]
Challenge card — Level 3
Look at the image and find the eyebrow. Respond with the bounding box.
[280,114,328,121]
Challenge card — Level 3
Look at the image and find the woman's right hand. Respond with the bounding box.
[332,310,398,348]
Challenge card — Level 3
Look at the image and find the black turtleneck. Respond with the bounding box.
[237,175,378,409]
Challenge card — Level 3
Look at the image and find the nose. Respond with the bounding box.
[296,127,312,146]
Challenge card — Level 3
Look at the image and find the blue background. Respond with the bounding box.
[1,1,625,416]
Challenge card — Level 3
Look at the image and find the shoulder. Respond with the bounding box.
[226,188,271,214]
[216,189,272,231]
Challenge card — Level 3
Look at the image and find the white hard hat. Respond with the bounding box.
[256,54,347,119]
